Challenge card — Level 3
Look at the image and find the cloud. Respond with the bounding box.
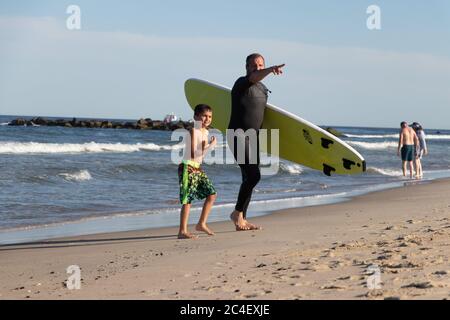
[1,16,449,128]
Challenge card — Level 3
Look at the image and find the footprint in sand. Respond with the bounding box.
[320,284,347,290]
[292,281,313,287]
[376,254,391,261]
[311,264,331,272]
[328,260,345,269]
[381,260,422,269]
[406,219,423,224]
[376,240,391,247]
[430,256,446,264]
[432,270,448,276]
[402,281,433,289]
[356,290,384,298]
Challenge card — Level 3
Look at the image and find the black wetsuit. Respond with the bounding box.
[227,76,269,218]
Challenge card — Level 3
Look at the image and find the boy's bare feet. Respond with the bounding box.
[177,232,198,239]
[230,211,250,231]
[195,224,215,235]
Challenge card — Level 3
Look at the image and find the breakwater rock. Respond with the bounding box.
[7,117,194,131]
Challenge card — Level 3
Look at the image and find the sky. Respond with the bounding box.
[1,0,450,129]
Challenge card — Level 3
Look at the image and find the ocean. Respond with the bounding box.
[1,115,450,244]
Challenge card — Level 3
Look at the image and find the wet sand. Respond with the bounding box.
[1,178,449,300]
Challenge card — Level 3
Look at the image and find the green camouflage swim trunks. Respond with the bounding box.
[178,160,216,205]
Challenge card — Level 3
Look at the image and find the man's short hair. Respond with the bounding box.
[246,53,265,67]
[194,104,212,116]
[400,121,408,128]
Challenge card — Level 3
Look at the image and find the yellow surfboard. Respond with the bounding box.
[184,78,366,176]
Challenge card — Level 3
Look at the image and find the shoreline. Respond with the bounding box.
[1,178,449,299]
[1,174,447,245]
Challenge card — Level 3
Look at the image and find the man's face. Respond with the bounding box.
[246,56,265,74]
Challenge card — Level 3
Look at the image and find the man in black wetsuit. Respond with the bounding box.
[227,53,285,231]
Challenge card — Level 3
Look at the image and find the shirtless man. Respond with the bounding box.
[397,121,419,178]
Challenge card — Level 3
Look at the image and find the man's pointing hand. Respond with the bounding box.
[271,64,285,75]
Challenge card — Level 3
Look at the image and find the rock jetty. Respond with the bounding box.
[7,117,194,131]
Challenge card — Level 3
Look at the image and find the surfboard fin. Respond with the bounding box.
[342,158,356,170]
[303,129,313,144]
[323,164,336,176]
[321,138,334,149]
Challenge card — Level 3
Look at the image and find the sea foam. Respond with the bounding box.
[0,142,183,154]
[59,170,92,181]
[348,141,397,150]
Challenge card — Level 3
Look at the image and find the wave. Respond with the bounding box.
[279,163,304,174]
[345,134,398,139]
[0,141,184,154]
[367,167,404,177]
[346,133,450,140]
[0,122,10,126]
[424,134,450,140]
[59,170,92,181]
[348,141,397,150]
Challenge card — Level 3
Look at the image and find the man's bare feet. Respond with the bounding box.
[230,211,250,231]
[195,223,215,236]
[244,220,262,230]
[177,232,198,239]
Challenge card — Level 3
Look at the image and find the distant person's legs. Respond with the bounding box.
[401,145,415,179]
[402,161,407,177]
[415,158,419,178]
[408,161,414,178]
[416,149,424,178]
[418,159,423,177]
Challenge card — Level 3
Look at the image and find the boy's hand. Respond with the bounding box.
[210,136,217,148]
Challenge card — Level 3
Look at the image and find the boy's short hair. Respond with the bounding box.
[194,104,212,116]
[400,121,408,128]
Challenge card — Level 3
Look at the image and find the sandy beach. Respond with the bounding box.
[1,178,449,300]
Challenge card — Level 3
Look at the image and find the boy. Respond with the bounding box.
[178,104,217,239]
